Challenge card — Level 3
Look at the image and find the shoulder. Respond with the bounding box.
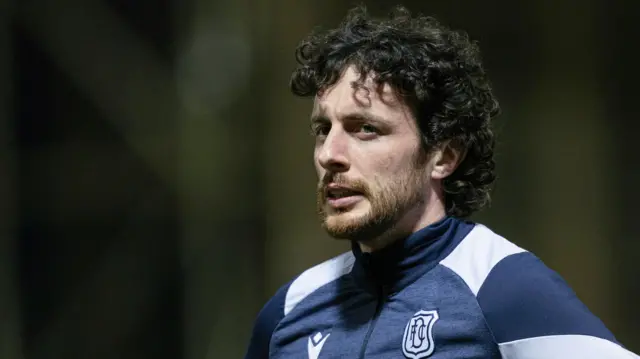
[476,247,617,343]
[440,223,525,296]
[243,251,355,359]
[243,279,292,359]
[440,223,636,358]
[478,248,638,357]
[283,250,355,316]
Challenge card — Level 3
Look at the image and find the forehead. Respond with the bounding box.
[312,66,411,120]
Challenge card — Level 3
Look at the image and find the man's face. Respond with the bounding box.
[312,66,433,243]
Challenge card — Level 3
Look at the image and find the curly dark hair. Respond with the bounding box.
[290,5,500,218]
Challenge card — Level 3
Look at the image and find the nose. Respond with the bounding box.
[317,130,350,173]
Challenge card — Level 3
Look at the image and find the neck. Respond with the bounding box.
[358,195,447,253]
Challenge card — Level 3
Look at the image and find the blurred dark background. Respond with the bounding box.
[0,0,638,358]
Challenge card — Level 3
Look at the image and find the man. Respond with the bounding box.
[244,5,638,359]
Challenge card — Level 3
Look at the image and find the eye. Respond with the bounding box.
[310,123,330,138]
[360,124,378,134]
[353,123,380,139]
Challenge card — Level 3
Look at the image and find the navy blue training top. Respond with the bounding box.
[244,217,637,359]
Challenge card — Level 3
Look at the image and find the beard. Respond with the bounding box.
[316,162,427,243]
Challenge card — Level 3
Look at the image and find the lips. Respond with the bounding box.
[324,184,365,209]
[326,186,363,199]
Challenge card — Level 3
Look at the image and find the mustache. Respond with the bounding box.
[317,173,369,195]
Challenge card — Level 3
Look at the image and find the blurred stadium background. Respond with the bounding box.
[1,0,638,358]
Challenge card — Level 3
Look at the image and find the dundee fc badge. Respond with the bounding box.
[402,310,439,358]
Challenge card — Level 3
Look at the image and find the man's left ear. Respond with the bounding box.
[430,140,467,180]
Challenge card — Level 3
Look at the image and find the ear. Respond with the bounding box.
[430,141,466,180]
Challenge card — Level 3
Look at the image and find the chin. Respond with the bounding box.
[326,206,367,222]
[328,199,369,214]
[323,210,369,238]
[326,211,362,225]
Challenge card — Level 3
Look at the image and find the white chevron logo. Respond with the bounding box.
[307,332,330,359]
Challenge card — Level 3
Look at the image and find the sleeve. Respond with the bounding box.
[243,281,292,359]
[476,252,640,359]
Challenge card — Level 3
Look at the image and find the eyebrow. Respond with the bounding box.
[310,110,388,125]
[342,112,387,125]
[310,105,329,124]
[310,113,329,124]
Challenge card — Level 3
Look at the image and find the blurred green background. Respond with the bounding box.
[1,0,638,358]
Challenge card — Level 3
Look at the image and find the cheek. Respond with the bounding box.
[361,140,416,173]
[374,154,400,174]
[374,152,423,182]
[313,153,324,177]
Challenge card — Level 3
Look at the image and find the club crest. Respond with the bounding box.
[402,310,439,359]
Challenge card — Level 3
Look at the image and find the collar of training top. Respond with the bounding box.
[350,216,475,295]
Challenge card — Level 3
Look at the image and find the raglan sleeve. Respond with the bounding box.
[476,251,639,359]
[243,281,291,359]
